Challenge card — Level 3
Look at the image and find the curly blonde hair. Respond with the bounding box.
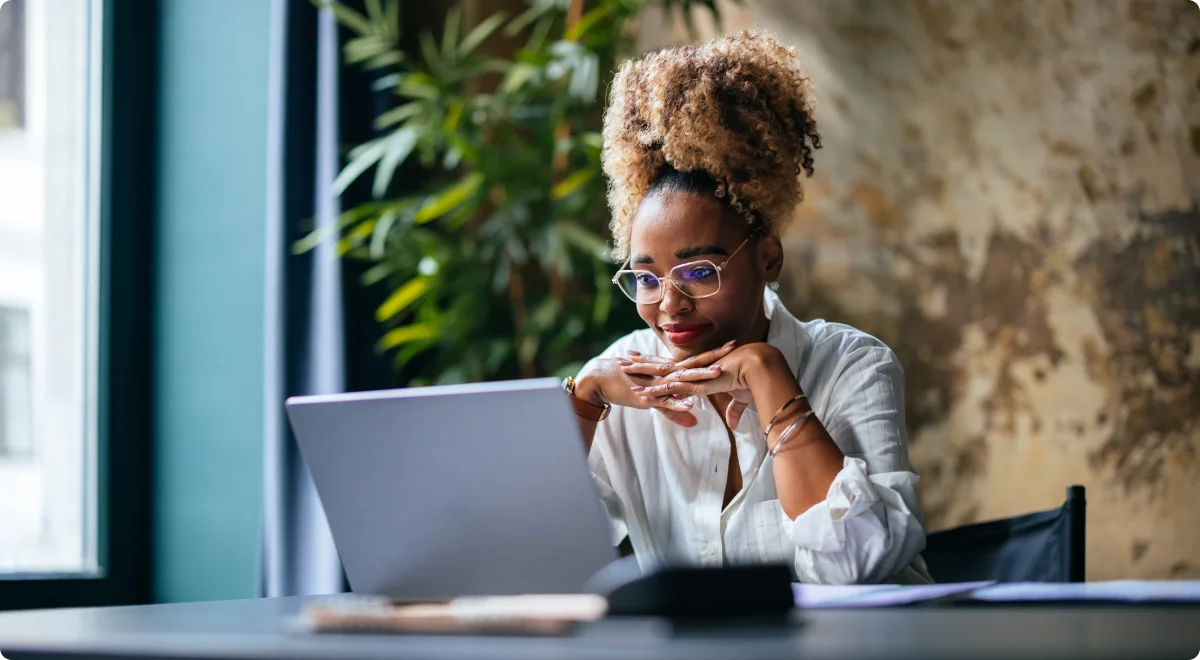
[601,30,822,260]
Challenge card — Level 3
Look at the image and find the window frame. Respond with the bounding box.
[0,0,155,610]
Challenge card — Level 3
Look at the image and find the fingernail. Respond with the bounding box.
[628,350,641,356]
[630,386,645,392]
[709,365,722,372]
[616,359,633,366]
[678,400,693,408]
[724,340,736,347]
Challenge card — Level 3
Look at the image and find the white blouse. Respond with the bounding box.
[587,288,933,585]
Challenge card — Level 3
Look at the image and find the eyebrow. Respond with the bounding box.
[630,245,730,265]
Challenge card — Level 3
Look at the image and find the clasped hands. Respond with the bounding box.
[576,341,780,429]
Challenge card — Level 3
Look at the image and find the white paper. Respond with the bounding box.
[971,581,1200,603]
[793,581,995,608]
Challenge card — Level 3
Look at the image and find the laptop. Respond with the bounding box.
[285,378,618,601]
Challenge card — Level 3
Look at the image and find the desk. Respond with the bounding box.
[0,596,1196,660]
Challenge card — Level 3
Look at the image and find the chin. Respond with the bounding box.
[657,333,721,361]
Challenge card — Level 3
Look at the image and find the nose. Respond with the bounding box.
[658,279,694,316]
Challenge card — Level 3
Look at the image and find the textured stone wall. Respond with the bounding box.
[640,0,1200,580]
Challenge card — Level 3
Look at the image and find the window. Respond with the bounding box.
[0,306,33,458]
[0,0,100,575]
[0,0,24,129]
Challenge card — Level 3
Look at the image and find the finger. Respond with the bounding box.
[620,362,676,377]
[632,380,700,397]
[656,408,698,427]
[726,399,749,430]
[667,365,722,382]
[627,352,672,364]
[676,340,737,370]
[640,393,693,411]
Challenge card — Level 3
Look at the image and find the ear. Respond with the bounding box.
[756,233,784,282]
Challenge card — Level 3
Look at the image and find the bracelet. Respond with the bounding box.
[763,393,807,437]
[769,410,816,458]
[563,376,611,422]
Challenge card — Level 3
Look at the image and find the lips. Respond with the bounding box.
[660,322,712,346]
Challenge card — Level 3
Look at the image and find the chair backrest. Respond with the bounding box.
[922,485,1085,583]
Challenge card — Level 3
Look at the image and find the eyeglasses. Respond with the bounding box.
[611,235,754,305]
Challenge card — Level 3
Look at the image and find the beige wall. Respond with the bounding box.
[640,0,1200,579]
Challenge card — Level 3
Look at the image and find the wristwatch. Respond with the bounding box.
[563,376,611,422]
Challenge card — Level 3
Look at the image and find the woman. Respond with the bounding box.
[564,31,931,585]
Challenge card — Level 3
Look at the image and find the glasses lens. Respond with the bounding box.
[671,261,721,298]
[615,270,660,304]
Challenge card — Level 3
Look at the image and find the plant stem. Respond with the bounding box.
[507,258,534,378]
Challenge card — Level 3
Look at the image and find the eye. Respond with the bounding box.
[681,264,717,280]
[635,273,659,287]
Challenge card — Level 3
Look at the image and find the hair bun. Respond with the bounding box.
[602,30,822,260]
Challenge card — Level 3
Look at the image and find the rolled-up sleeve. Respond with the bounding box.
[777,344,929,584]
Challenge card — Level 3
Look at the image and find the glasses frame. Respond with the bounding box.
[611,235,755,305]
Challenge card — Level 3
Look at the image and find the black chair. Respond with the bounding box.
[922,485,1085,583]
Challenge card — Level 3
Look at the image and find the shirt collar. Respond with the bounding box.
[764,287,803,379]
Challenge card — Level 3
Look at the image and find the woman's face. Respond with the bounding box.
[626,191,783,360]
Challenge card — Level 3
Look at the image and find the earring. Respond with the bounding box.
[768,281,780,291]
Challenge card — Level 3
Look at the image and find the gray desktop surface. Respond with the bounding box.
[0,595,1197,660]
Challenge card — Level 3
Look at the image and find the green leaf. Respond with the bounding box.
[373,101,423,130]
[385,0,400,41]
[373,126,419,198]
[334,139,388,196]
[504,2,551,37]
[414,172,485,224]
[442,101,464,134]
[365,50,405,70]
[551,168,595,200]
[344,35,392,63]
[347,136,385,160]
[393,339,436,370]
[531,298,561,331]
[568,52,599,102]
[518,335,540,368]
[364,0,385,27]
[501,63,537,94]
[292,203,381,254]
[372,73,403,92]
[441,7,461,64]
[337,218,377,256]
[419,30,441,71]
[322,2,373,37]
[368,208,398,258]
[376,276,432,322]
[555,220,610,260]
[378,322,440,351]
[458,12,508,59]
[360,262,393,286]
[564,5,611,42]
[398,72,440,100]
[578,131,604,151]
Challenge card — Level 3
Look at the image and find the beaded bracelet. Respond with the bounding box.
[769,410,816,458]
[762,393,807,438]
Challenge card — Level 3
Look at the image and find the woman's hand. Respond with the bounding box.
[620,342,785,429]
[572,346,731,427]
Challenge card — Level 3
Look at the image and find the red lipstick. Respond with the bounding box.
[660,322,712,346]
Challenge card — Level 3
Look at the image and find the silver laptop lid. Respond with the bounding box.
[285,378,617,600]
